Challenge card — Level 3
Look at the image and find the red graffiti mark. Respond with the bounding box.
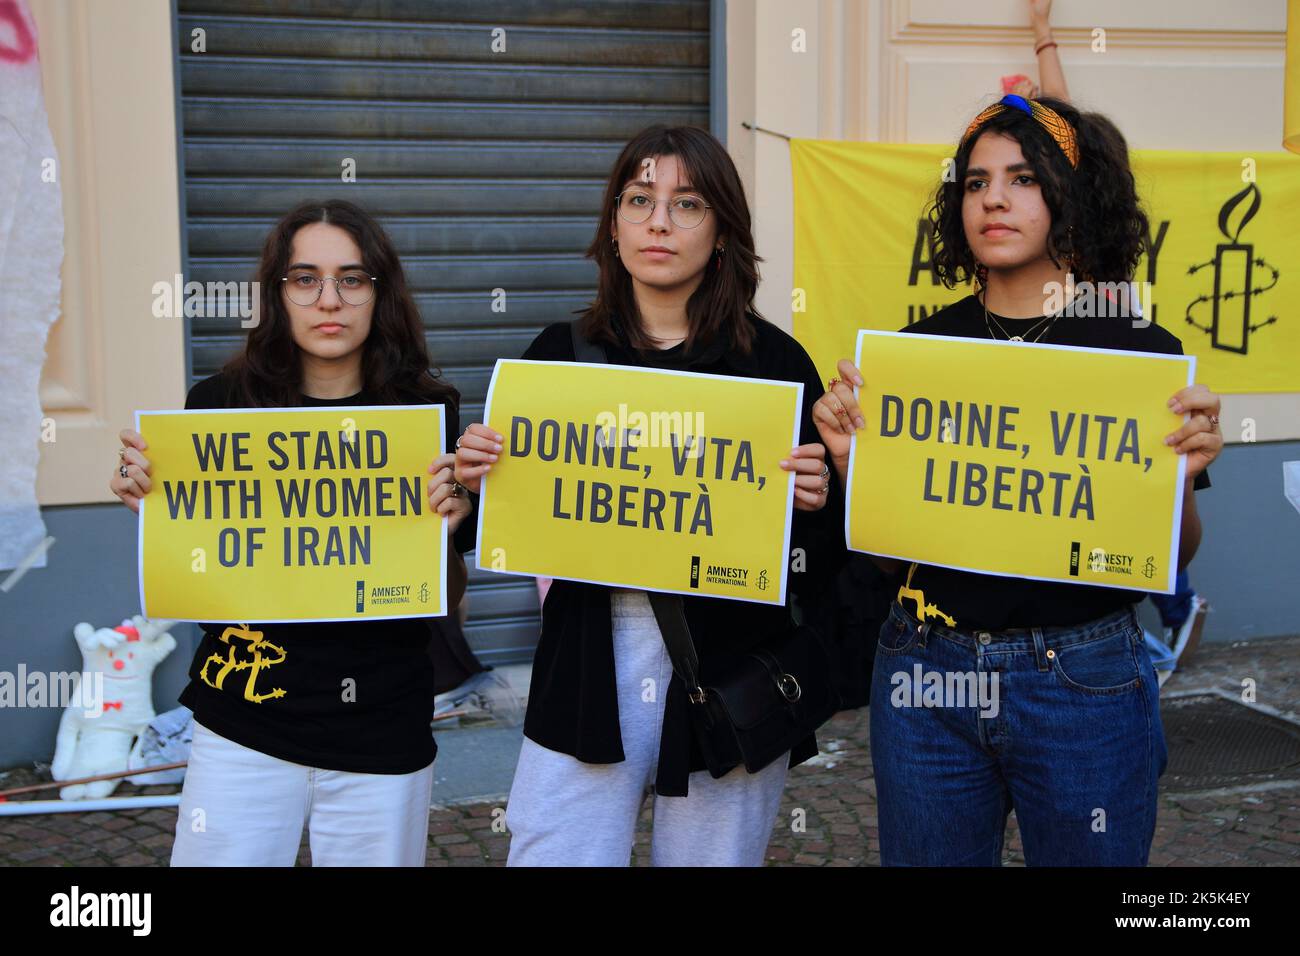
[0,0,36,65]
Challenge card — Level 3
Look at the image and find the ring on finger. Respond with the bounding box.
[820,482,829,495]
[118,447,126,461]
[119,464,129,479]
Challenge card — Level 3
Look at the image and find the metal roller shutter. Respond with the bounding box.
[174,0,713,664]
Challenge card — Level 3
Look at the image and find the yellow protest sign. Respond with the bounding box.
[791,140,1300,393]
[476,360,801,604]
[136,406,446,622]
[845,331,1194,593]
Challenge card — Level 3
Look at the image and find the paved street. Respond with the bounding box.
[2,634,1298,867]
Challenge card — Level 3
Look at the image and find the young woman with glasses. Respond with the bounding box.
[455,125,843,866]
[110,199,473,866]
[814,96,1221,866]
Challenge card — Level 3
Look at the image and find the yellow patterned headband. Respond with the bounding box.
[961,94,1079,169]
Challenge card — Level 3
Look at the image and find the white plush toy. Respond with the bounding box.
[51,616,176,800]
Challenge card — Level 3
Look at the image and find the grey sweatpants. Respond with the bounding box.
[505,590,789,867]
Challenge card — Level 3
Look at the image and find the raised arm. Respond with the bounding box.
[1030,0,1070,102]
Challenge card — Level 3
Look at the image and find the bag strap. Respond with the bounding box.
[568,321,708,703]
[569,319,607,364]
[645,591,707,704]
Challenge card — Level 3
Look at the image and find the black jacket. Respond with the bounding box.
[517,315,847,796]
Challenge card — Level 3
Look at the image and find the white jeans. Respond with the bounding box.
[506,591,789,866]
[171,721,434,867]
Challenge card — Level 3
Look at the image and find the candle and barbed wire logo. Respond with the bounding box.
[1184,182,1279,355]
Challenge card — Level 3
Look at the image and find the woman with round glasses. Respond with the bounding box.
[455,125,843,866]
[110,199,474,866]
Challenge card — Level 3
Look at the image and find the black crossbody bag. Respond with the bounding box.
[569,321,840,776]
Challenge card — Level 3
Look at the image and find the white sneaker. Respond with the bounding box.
[433,671,523,726]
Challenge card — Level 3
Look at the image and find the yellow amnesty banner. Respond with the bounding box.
[791,139,1300,394]
[476,361,801,604]
[136,406,446,622]
[846,332,1194,594]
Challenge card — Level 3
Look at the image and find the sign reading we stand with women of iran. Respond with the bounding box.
[845,331,1194,594]
[476,359,803,605]
[136,406,448,622]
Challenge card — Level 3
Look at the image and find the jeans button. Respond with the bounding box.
[977,632,991,645]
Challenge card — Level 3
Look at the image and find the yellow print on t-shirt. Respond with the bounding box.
[199,624,287,703]
[897,562,956,628]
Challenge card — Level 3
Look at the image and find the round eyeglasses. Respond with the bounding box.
[282,272,378,306]
[616,189,713,229]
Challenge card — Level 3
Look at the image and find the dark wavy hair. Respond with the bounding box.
[578,125,763,354]
[223,199,457,409]
[927,97,1149,288]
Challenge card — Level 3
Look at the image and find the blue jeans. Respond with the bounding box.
[870,600,1167,866]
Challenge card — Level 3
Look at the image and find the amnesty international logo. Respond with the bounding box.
[1185,182,1279,355]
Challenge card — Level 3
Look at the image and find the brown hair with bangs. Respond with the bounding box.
[223,199,457,409]
[577,125,762,354]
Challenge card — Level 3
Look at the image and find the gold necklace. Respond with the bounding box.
[982,296,1056,343]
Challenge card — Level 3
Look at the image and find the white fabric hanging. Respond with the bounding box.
[0,0,62,572]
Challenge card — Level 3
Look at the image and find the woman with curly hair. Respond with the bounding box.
[813,95,1222,866]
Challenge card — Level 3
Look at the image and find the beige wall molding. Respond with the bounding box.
[32,0,186,505]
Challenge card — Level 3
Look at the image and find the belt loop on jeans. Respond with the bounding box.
[916,620,931,650]
[1032,627,1050,672]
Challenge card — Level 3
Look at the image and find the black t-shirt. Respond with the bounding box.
[176,372,471,774]
[893,294,1211,631]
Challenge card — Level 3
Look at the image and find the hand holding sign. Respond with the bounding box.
[111,429,153,513]
[811,359,867,484]
[779,443,832,511]
[1164,384,1223,481]
[427,452,472,534]
[453,422,504,494]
